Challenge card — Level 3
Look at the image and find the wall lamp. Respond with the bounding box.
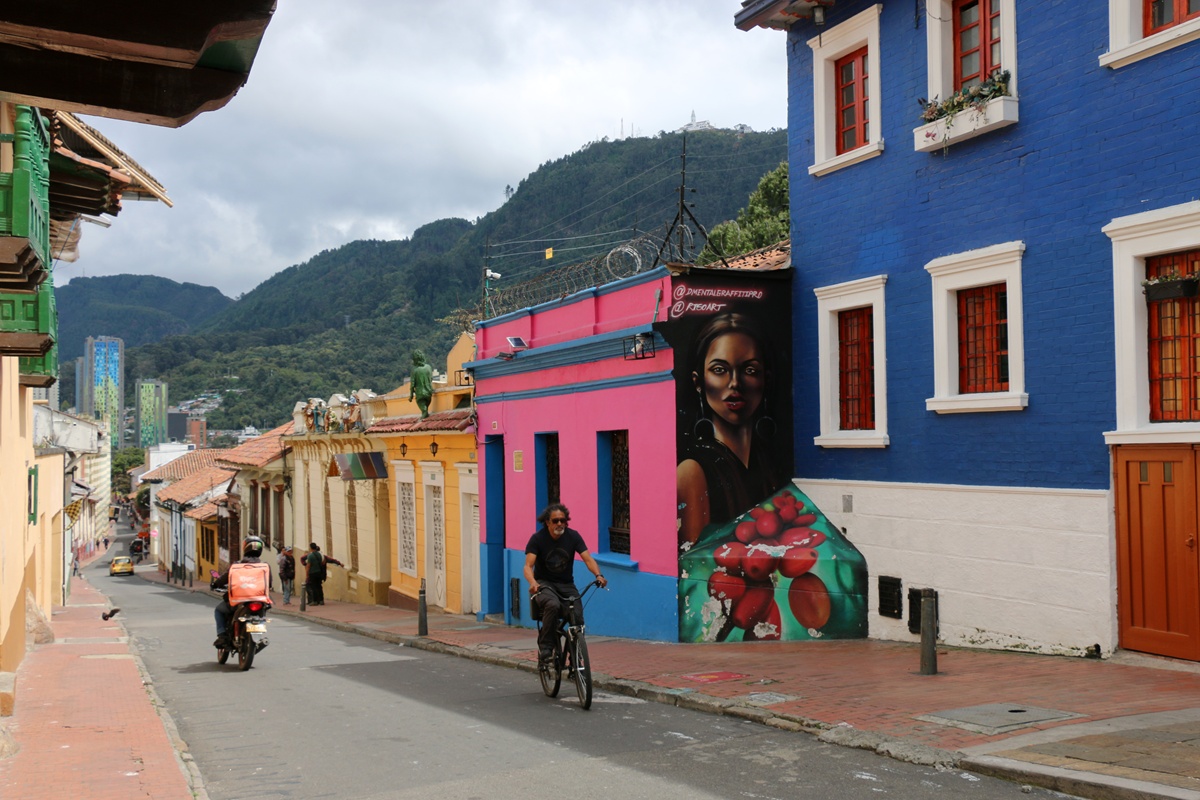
[430,440,439,456]
[399,442,408,457]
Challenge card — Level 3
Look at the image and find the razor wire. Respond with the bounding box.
[440,223,701,331]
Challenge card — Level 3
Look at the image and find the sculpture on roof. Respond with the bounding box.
[342,394,363,432]
[303,398,329,433]
[409,350,434,419]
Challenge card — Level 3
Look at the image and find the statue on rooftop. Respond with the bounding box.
[409,350,434,418]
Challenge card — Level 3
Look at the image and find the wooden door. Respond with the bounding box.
[1115,445,1200,660]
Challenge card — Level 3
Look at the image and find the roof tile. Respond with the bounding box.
[156,466,236,505]
[141,448,228,482]
[216,421,294,468]
[365,408,474,435]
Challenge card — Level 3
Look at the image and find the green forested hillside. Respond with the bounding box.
[56,274,233,361]
[112,129,787,428]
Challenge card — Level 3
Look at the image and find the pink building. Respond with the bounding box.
[471,251,850,643]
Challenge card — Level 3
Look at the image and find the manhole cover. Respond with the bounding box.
[917,703,1084,735]
[740,691,797,706]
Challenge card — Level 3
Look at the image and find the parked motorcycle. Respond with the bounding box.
[210,569,271,671]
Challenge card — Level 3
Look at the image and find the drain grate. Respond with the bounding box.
[917,703,1084,735]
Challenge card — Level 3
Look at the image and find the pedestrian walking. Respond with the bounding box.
[277,546,296,604]
[72,555,80,576]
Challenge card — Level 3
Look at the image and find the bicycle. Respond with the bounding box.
[536,579,603,710]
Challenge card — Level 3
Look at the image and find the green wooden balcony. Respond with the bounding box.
[0,106,50,293]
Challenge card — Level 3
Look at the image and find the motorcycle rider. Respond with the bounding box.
[212,536,267,649]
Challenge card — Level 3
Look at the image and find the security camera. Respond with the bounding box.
[485,269,502,279]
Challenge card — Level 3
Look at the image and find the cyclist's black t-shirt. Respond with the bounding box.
[526,527,588,584]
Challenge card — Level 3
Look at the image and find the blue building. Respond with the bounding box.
[736,0,1200,660]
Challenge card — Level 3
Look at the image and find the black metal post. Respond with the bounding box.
[300,580,307,611]
[418,578,428,636]
[920,588,938,675]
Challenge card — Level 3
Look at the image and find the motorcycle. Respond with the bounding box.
[210,569,271,671]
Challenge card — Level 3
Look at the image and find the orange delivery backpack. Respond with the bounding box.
[227,562,271,605]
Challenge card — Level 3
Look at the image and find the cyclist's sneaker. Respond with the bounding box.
[538,650,554,667]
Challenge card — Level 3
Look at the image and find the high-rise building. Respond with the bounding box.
[76,336,124,448]
[135,379,168,447]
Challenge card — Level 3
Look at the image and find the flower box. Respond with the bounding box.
[913,95,1019,153]
[1145,278,1200,301]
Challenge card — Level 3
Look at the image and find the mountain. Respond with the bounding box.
[116,128,788,428]
[56,274,234,362]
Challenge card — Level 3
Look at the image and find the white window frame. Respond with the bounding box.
[393,460,417,577]
[814,275,889,447]
[807,4,884,177]
[925,241,1028,414]
[916,0,1018,152]
[1102,0,1200,68]
[1104,200,1200,443]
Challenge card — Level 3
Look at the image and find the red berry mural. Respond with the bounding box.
[679,485,867,642]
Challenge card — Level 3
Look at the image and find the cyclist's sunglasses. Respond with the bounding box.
[549,516,569,525]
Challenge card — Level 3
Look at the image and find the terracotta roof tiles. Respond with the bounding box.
[365,408,474,435]
[216,421,294,468]
[156,466,236,505]
[141,448,228,483]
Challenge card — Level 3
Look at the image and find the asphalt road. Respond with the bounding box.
[92,541,1079,800]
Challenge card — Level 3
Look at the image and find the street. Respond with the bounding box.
[91,539,1079,800]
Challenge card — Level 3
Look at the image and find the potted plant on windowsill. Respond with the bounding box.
[914,70,1015,153]
[1143,272,1200,301]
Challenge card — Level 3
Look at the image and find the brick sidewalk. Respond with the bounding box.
[8,565,1200,800]
[0,576,198,800]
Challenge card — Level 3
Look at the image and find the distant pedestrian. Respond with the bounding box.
[72,556,80,576]
[304,543,344,605]
[278,547,296,605]
[103,536,109,549]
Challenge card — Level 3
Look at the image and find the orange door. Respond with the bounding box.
[1115,445,1200,660]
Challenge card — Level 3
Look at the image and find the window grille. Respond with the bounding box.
[1148,248,1200,421]
[838,307,875,430]
[609,430,631,555]
[957,283,1008,393]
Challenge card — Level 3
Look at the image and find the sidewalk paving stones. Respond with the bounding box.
[6,558,1200,799]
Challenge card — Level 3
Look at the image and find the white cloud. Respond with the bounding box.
[55,1,786,297]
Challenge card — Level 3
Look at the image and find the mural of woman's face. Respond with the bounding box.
[696,331,765,430]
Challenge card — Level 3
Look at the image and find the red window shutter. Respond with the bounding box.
[957,284,1009,393]
[953,0,1002,91]
[838,307,875,430]
[1147,248,1200,421]
[834,47,869,155]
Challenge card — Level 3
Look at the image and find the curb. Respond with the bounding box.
[143,573,1184,800]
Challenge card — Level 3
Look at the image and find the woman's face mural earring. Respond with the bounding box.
[693,387,715,440]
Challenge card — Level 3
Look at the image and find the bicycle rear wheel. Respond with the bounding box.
[539,635,561,697]
[571,633,592,709]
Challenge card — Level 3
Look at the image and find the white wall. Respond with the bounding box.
[796,478,1116,656]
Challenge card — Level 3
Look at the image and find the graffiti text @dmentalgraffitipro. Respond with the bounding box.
[669,283,765,318]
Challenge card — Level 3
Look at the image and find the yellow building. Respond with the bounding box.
[288,393,391,606]
[364,334,478,614]
[0,8,275,717]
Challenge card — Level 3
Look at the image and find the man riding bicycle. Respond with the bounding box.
[524,503,607,666]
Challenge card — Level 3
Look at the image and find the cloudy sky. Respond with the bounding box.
[58,1,787,299]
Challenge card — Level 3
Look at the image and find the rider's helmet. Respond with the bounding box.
[242,536,264,559]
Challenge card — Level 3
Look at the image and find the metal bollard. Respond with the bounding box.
[418,578,428,636]
[300,582,307,611]
[920,588,938,675]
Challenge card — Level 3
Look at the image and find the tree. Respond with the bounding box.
[698,161,789,265]
[111,446,145,496]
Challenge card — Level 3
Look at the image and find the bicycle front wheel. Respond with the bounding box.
[539,636,562,698]
[571,633,592,709]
